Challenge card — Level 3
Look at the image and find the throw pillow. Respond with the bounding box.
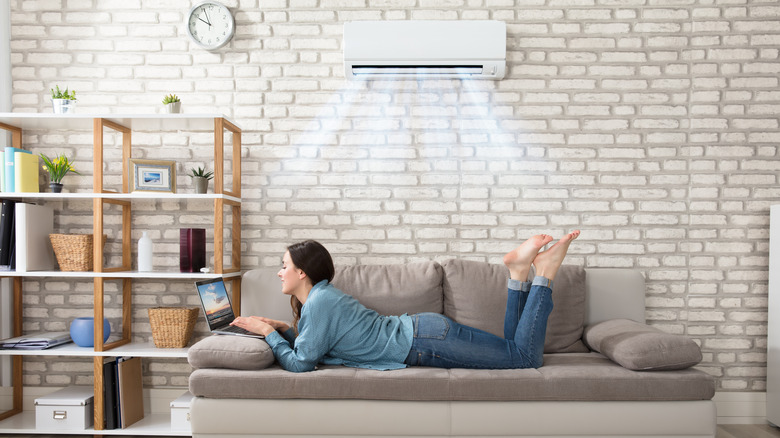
[441,260,588,353]
[333,261,444,316]
[583,318,703,371]
[187,335,274,370]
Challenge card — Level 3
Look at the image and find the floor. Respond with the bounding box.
[718,424,780,438]
[2,424,775,437]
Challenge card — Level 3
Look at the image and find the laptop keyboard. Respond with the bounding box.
[220,324,253,335]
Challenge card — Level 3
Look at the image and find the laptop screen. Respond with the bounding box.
[195,278,235,329]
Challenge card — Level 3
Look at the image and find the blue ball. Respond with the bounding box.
[70,317,111,348]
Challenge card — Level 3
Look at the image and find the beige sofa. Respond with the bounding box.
[188,261,716,438]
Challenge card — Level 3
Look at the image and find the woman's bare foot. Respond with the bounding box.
[532,230,580,281]
[503,234,554,280]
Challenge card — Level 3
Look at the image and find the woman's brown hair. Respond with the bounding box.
[287,240,335,333]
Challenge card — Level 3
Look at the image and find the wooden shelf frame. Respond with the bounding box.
[0,114,242,435]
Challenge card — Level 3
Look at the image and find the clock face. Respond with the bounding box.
[186,2,235,50]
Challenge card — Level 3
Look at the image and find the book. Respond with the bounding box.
[0,199,15,268]
[180,228,206,272]
[0,151,5,191]
[0,331,72,350]
[116,357,144,429]
[15,203,55,272]
[102,359,119,429]
[14,151,39,193]
[4,147,30,192]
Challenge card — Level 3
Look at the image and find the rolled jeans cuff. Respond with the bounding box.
[532,276,554,290]
[507,279,531,292]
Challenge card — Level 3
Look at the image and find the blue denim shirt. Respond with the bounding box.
[264,280,414,372]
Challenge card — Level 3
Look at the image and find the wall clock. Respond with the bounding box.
[186,1,235,50]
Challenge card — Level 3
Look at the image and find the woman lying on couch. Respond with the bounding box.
[230,231,580,372]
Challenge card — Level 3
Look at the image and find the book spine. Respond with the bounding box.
[179,228,191,272]
[0,200,15,268]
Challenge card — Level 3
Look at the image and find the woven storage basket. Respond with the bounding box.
[148,307,199,348]
[49,234,105,272]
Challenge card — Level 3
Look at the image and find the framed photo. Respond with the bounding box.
[129,159,176,193]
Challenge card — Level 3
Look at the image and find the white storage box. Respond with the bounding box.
[170,391,194,431]
[35,386,94,430]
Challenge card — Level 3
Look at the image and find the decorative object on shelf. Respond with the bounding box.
[49,233,106,271]
[138,231,153,272]
[186,1,235,51]
[69,317,110,348]
[50,85,77,114]
[180,228,206,272]
[129,158,176,193]
[162,93,181,113]
[189,166,214,194]
[40,152,81,193]
[148,307,199,348]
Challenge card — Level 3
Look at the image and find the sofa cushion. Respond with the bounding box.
[189,352,715,401]
[332,261,444,316]
[441,260,588,353]
[188,335,275,370]
[583,319,703,371]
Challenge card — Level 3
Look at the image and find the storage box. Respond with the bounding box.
[170,391,194,431]
[35,386,94,430]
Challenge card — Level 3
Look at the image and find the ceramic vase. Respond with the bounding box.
[138,231,153,272]
[49,182,63,193]
[70,317,110,348]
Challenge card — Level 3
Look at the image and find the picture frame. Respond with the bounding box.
[129,159,176,193]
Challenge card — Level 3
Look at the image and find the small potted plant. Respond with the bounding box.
[51,85,77,114]
[163,94,181,113]
[190,166,213,194]
[40,152,81,193]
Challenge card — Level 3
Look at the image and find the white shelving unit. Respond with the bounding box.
[0,113,242,436]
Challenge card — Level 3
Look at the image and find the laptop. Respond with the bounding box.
[195,278,264,339]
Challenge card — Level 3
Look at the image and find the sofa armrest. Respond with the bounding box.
[583,319,702,371]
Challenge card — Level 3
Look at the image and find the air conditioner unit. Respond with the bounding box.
[343,20,506,80]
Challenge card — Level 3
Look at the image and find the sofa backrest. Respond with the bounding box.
[239,263,645,351]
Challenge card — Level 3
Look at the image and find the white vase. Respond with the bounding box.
[52,98,76,114]
[165,102,181,113]
[138,231,153,272]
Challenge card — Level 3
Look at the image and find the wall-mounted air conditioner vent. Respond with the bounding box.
[343,20,506,80]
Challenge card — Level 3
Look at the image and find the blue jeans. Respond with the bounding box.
[404,276,553,369]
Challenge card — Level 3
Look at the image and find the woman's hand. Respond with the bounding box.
[249,316,290,333]
[230,316,276,337]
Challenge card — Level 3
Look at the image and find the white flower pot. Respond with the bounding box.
[52,99,76,114]
[166,102,181,113]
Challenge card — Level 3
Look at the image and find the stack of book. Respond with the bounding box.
[102,357,144,429]
[0,331,72,350]
[1,146,39,193]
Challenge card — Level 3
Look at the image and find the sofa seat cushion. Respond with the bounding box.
[189,353,715,402]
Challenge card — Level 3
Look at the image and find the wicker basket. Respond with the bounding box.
[49,234,106,272]
[148,307,199,348]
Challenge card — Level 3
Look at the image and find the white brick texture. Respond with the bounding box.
[7,0,780,392]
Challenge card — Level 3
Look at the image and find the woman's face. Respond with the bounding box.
[278,251,305,296]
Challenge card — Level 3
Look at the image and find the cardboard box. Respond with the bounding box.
[35,386,94,430]
[170,391,194,431]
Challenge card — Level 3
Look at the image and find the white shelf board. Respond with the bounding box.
[0,112,237,132]
[0,191,241,203]
[0,410,190,436]
[0,270,240,279]
[0,341,189,358]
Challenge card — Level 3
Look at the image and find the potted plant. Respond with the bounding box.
[40,152,81,193]
[163,94,181,113]
[51,85,77,114]
[190,166,213,194]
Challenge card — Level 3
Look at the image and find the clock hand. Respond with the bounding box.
[203,9,212,26]
[197,16,210,26]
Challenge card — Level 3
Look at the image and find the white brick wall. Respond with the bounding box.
[7,0,780,392]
